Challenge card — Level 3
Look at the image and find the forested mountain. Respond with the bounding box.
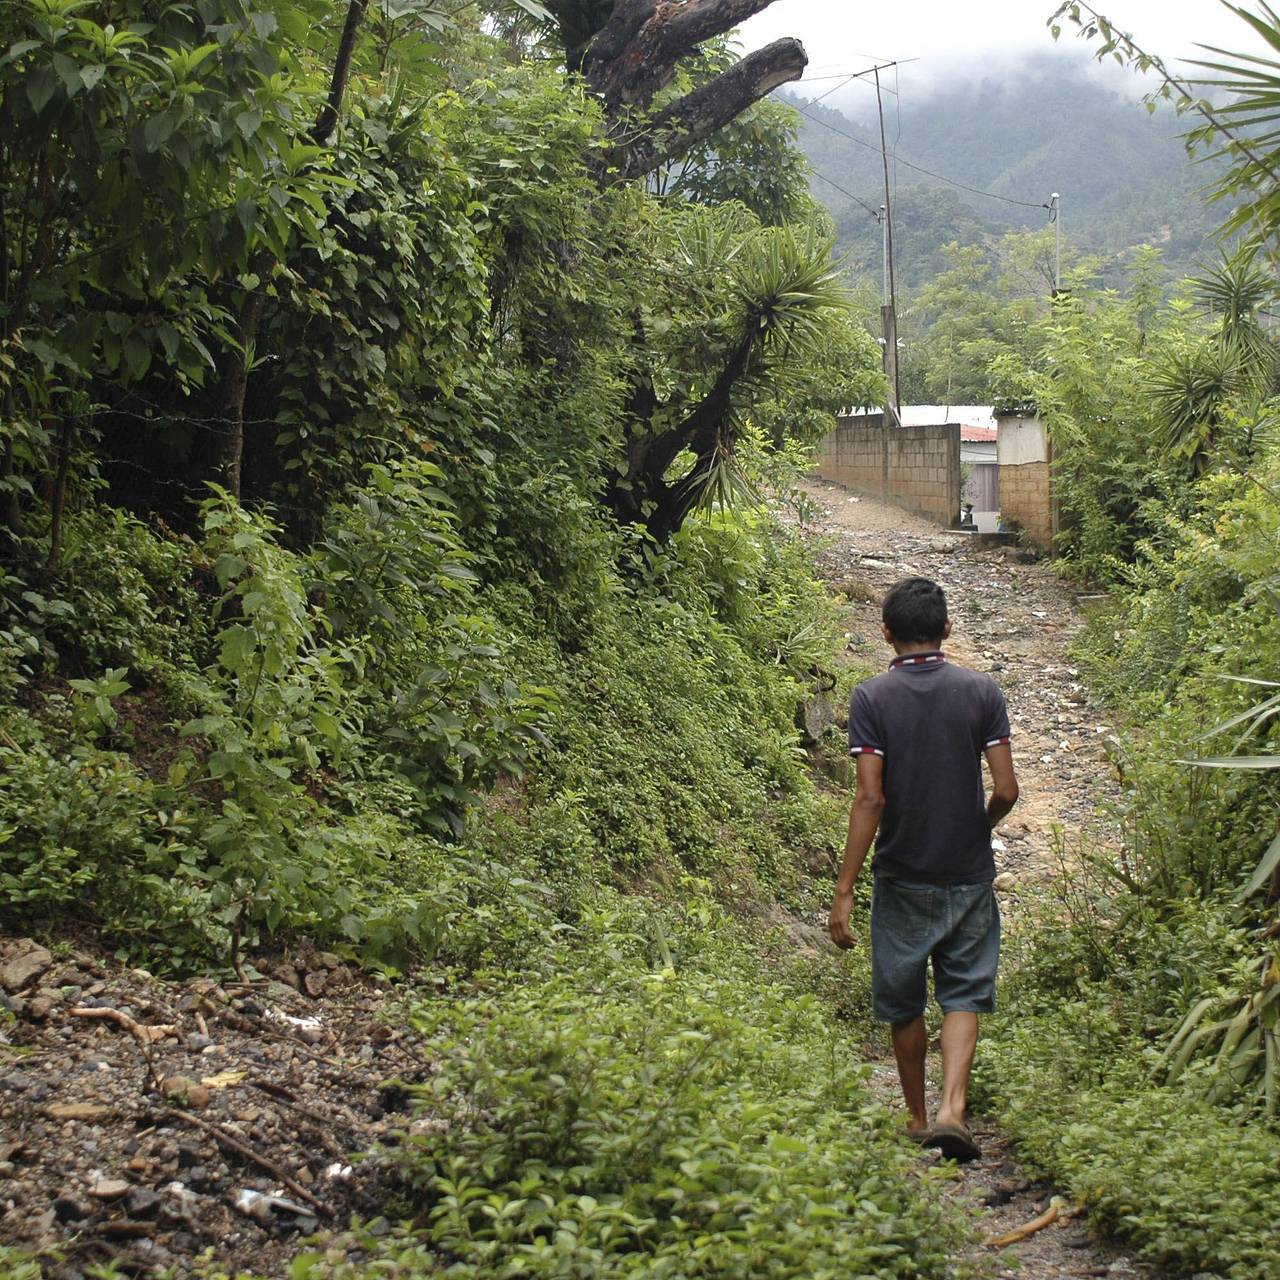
[784,56,1226,290]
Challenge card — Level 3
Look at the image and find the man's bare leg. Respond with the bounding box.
[890,1015,929,1135]
[936,1011,978,1129]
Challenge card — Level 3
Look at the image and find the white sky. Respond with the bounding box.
[740,0,1272,110]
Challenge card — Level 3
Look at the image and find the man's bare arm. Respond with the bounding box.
[985,743,1019,829]
[828,754,885,949]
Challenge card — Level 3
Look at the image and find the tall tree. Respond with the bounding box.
[605,214,856,542]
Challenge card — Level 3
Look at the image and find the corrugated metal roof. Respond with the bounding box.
[846,404,997,433]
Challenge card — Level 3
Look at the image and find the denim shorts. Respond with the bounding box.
[870,877,1000,1025]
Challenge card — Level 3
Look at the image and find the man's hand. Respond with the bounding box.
[828,891,856,950]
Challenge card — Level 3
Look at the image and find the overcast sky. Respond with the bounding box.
[740,1,1271,113]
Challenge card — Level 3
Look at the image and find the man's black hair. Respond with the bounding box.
[882,577,948,645]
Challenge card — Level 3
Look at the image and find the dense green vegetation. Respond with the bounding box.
[4,0,1280,1275]
[0,1,984,1276]
[935,14,1280,1268]
[969,277,1280,1267]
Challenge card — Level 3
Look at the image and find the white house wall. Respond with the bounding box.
[996,417,1049,466]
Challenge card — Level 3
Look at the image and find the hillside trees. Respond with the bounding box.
[0,0,861,553]
[0,0,347,541]
[0,0,878,969]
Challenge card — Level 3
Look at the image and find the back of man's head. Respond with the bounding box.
[882,577,948,645]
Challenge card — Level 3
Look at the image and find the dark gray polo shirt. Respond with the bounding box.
[847,652,1011,884]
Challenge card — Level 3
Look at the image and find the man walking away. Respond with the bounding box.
[828,577,1019,1162]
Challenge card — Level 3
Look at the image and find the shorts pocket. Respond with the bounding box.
[873,879,936,945]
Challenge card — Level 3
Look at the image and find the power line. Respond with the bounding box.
[807,168,882,220]
[794,71,899,94]
[797,104,1052,212]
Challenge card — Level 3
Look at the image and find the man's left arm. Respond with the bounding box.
[984,743,1019,829]
[981,683,1019,829]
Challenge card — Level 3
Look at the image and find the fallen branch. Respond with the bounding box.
[163,1107,333,1219]
[70,1006,177,1045]
[248,1079,345,1155]
[984,1203,1060,1248]
[250,1078,337,1127]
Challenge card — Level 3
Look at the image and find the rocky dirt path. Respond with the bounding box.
[794,478,1148,1280]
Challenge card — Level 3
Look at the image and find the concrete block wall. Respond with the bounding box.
[994,413,1057,549]
[813,418,961,525]
[998,461,1055,548]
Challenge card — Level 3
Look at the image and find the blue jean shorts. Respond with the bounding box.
[870,877,1000,1025]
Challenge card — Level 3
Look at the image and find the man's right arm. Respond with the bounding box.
[828,753,885,950]
[984,743,1019,829]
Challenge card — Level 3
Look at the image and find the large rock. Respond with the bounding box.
[1,941,52,993]
[795,688,837,748]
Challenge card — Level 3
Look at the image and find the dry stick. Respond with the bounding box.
[162,1107,333,1218]
[70,1006,177,1045]
[983,1203,1060,1248]
[249,1077,336,1127]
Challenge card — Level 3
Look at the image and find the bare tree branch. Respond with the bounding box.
[603,38,807,181]
[584,0,787,109]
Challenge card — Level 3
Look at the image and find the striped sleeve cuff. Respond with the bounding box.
[984,735,1012,749]
[850,745,885,757]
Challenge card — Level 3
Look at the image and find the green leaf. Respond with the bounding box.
[144,108,178,151]
[52,51,82,95]
[214,553,247,586]
[25,67,59,112]
[2,40,43,65]
[1241,830,1280,899]
[1181,755,1280,768]
[236,108,262,139]
[218,624,258,669]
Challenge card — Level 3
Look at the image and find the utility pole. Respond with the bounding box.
[875,66,901,454]
[1050,192,1061,295]
[879,204,888,305]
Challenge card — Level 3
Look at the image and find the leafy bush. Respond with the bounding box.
[975,1001,1280,1279]
[313,458,553,836]
[384,906,974,1280]
[484,511,844,895]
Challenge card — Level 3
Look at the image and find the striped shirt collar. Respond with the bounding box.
[889,650,946,670]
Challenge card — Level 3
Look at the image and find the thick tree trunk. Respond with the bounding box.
[313,0,369,144]
[45,415,74,571]
[585,0,784,108]
[555,0,806,181]
[211,248,272,499]
[609,317,761,539]
[604,38,807,181]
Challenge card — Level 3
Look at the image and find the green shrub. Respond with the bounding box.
[976,1003,1280,1278]
[384,907,975,1280]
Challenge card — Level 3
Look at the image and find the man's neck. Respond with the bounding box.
[892,642,944,658]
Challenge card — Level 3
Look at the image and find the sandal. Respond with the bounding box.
[926,1121,981,1162]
